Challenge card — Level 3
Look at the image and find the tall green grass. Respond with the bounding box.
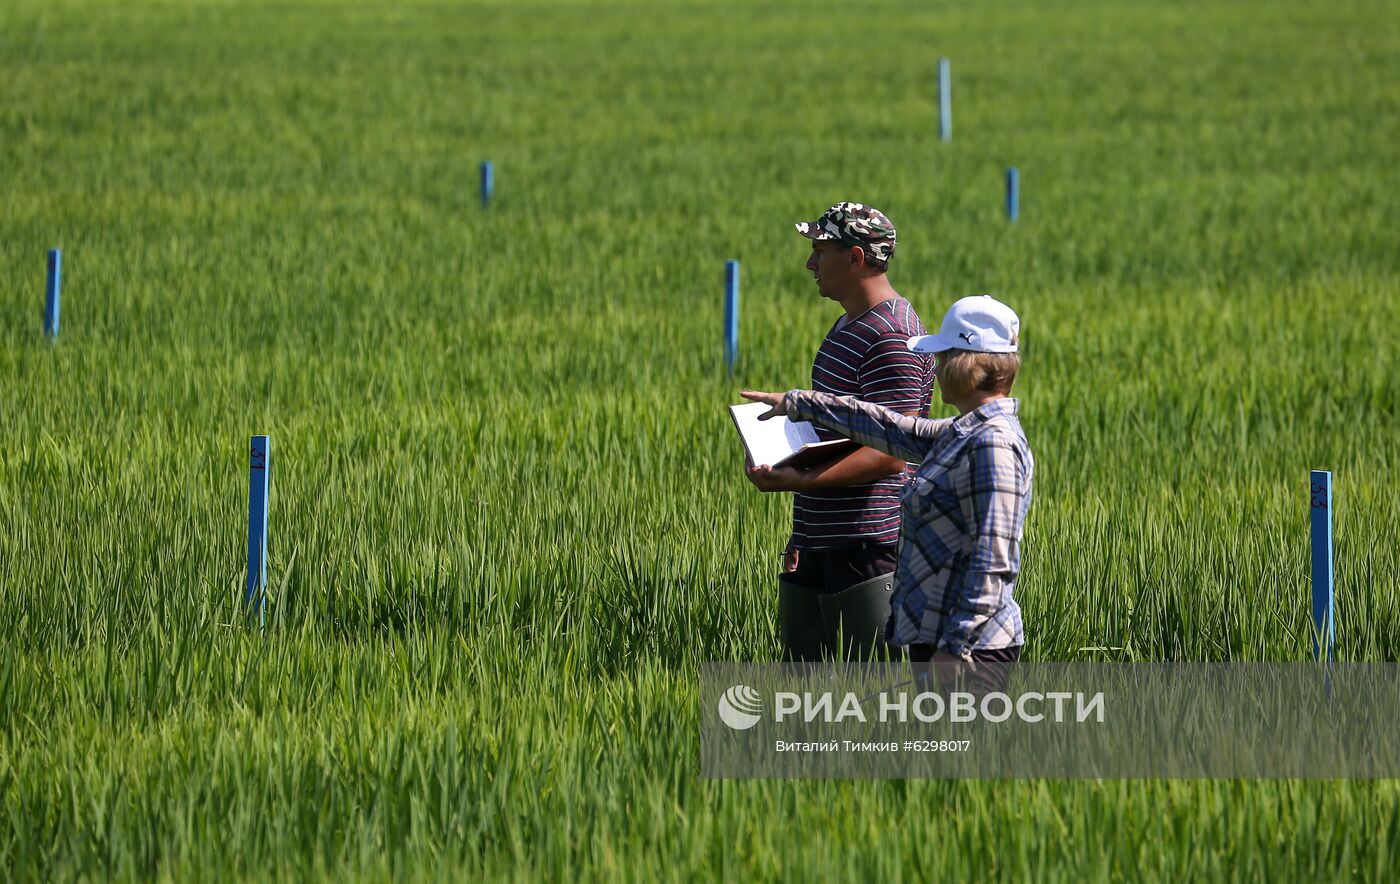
[2,0,1399,878]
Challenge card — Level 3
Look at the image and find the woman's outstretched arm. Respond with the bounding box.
[740,389,951,464]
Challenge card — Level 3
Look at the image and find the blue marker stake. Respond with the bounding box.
[44,248,61,338]
[1310,470,1335,662]
[480,161,494,208]
[246,435,270,629]
[1006,167,1020,222]
[724,260,739,376]
[938,58,952,142]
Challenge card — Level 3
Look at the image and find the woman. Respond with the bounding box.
[743,295,1032,686]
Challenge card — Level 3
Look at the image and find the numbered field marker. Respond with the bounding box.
[724,260,739,376]
[1310,470,1335,662]
[45,248,61,338]
[481,161,494,207]
[246,435,270,628]
[1006,167,1020,222]
[938,58,952,142]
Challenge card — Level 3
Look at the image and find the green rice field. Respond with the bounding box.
[3,0,1399,878]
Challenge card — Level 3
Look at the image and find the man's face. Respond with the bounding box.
[805,239,856,300]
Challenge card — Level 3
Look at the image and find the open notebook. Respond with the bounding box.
[728,402,859,471]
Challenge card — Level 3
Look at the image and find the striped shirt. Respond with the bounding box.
[792,297,933,550]
[785,392,1032,658]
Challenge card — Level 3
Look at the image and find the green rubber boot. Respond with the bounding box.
[778,576,829,662]
[819,573,898,662]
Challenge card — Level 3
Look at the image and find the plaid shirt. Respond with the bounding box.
[784,392,1032,659]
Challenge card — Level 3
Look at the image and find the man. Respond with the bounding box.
[746,202,933,661]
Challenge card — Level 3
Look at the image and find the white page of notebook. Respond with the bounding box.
[729,402,822,467]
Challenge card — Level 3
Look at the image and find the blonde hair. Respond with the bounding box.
[936,349,1020,398]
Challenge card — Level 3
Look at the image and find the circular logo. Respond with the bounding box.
[718,684,764,730]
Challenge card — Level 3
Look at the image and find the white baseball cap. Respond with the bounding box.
[907,294,1020,354]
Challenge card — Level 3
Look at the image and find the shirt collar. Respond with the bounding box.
[950,398,1019,435]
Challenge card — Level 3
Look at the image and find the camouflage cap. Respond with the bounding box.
[794,202,897,268]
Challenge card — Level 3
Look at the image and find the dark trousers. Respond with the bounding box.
[908,643,1022,696]
[784,541,898,594]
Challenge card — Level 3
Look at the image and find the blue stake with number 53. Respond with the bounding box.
[938,58,952,142]
[1310,470,1334,662]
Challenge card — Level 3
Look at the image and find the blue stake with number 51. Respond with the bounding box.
[45,248,61,338]
[247,436,270,630]
[724,260,739,376]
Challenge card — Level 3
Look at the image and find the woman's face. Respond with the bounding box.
[933,351,953,404]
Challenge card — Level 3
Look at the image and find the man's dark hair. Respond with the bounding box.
[844,240,887,273]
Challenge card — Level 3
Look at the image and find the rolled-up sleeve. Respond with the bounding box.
[937,433,1029,659]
